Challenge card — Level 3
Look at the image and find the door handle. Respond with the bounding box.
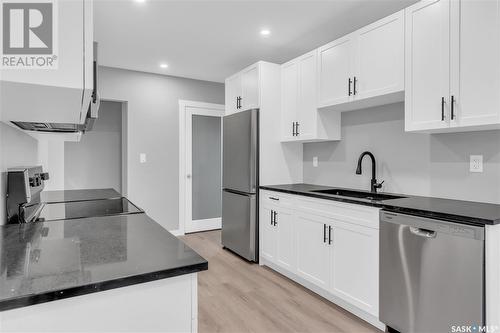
[270,210,274,225]
[409,227,436,238]
[348,78,352,96]
[353,76,357,95]
[441,97,445,121]
[292,122,296,136]
[328,226,333,245]
[323,224,327,243]
[273,211,278,226]
[296,122,299,136]
[451,95,455,120]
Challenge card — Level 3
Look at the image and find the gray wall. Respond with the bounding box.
[0,123,39,225]
[64,101,123,192]
[99,67,224,231]
[303,102,500,204]
[192,115,221,220]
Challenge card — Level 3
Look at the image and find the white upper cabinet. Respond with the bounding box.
[449,0,500,129]
[318,34,356,108]
[280,61,299,141]
[318,11,404,111]
[405,0,451,131]
[281,50,341,143]
[241,65,260,110]
[225,74,242,115]
[225,63,260,115]
[406,0,500,132]
[1,0,94,125]
[354,10,404,101]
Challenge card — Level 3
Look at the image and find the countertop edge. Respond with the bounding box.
[259,185,497,226]
[0,262,208,312]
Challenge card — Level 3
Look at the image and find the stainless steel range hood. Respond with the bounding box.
[8,42,100,135]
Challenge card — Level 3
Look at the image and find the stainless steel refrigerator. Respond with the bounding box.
[222,109,259,262]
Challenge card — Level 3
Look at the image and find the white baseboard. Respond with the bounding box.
[186,217,221,233]
[169,229,184,237]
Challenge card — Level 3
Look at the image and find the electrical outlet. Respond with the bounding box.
[140,153,147,164]
[470,155,483,173]
[313,156,318,167]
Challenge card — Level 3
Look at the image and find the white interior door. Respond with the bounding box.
[180,101,225,234]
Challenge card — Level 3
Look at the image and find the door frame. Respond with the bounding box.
[178,100,225,236]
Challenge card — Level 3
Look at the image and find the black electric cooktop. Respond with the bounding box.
[33,197,143,222]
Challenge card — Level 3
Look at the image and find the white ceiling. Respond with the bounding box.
[94,0,417,83]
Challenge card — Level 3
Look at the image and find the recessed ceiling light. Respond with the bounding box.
[260,29,271,37]
[160,63,168,69]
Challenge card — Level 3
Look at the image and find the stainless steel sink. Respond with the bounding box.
[311,189,406,201]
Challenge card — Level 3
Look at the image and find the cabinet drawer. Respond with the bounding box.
[295,196,380,229]
[260,190,294,208]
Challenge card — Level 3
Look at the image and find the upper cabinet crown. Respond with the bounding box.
[318,10,405,111]
[225,63,260,115]
[405,0,500,133]
[1,0,94,127]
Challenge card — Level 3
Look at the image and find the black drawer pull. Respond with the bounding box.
[441,97,445,121]
[269,197,279,201]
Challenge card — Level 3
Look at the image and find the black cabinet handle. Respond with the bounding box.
[270,210,274,225]
[348,78,352,96]
[292,122,296,136]
[236,97,239,109]
[239,96,242,109]
[323,224,327,243]
[451,95,455,120]
[353,76,357,95]
[269,197,279,201]
[296,122,299,136]
[273,211,278,226]
[441,97,445,121]
[328,226,332,245]
[92,60,97,104]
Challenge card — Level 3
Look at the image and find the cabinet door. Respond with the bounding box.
[354,10,404,100]
[241,65,260,110]
[295,213,331,290]
[281,61,299,141]
[450,0,500,128]
[405,0,450,131]
[225,75,241,115]
[297,51,317,139]
[276,207,295,272]
[260,205,277,262]
[318,34,355,108]
[330,220,379,317]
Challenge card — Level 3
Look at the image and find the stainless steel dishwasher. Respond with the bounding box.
[380,211,484,333]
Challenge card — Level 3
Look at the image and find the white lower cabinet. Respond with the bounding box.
[260,204,277,262]
[295,212,331,290]
[330,218,379,316]
[276,207,295,271]
[259,190,382,329]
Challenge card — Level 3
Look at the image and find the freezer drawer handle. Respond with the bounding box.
[409,227,436,239]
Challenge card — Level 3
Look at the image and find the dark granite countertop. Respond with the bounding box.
[41,188,121,203]
[0,213,207,311]
[260,184,500,226]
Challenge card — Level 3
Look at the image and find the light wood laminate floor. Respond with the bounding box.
[181,230,380,333]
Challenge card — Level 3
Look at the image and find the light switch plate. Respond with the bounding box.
[140,153,147,164]
[470,155,483,173]
[313,156,318,167]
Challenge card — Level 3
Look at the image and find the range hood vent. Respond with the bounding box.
[11,121,82,133]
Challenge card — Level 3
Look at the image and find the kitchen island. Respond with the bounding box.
[0,213,207,332]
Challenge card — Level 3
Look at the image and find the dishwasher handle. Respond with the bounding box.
[409,227,436,238]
